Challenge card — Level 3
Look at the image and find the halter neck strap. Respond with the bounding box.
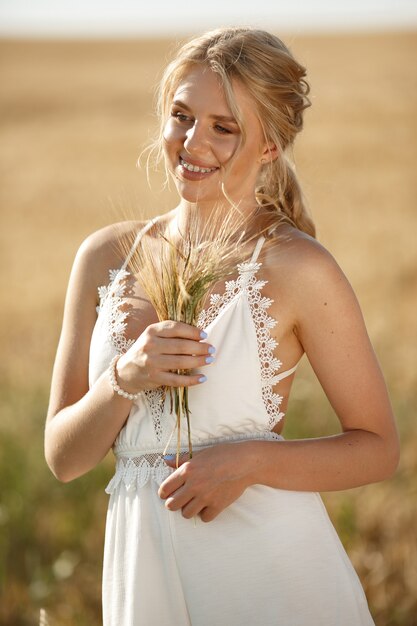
[249,224,278,264]
[120,217,158,271]
[250,235,266,264]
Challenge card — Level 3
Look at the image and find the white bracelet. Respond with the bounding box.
[108,355,141,402]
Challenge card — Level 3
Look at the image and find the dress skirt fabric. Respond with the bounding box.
[102,473,374,626]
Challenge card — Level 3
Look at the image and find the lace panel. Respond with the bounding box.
[143,387,166,443]
[97,269,166,436]
[97,269,135,354]
[198,261,285,429]
[105,431,285,493]
[105,454,171,493]
[96,217,170,438]
[197,261,260,329]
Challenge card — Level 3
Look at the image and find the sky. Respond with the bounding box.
[0,0,417,37]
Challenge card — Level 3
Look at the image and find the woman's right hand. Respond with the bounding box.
[115,320,215,394]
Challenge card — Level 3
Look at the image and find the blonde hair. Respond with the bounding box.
[149,26,315,238]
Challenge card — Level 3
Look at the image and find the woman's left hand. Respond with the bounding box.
[158,443,252,522]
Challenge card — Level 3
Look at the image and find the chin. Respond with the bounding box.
[174,181,221,205]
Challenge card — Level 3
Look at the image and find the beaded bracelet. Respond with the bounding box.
[108,355,141,402]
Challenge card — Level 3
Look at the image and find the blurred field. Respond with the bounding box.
[0,32,416,625]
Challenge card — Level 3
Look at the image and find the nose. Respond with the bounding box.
[183,121,209,156]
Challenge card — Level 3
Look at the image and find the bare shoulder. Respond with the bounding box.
[75,220,147,291]
[265,224,350,288]
[263,224,358,324]
[265,224,337,272]
[78,220,143,266]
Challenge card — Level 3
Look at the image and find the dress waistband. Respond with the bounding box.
[106,431,284,495]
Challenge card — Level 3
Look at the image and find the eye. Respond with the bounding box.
[171,110,191,123]
[214,124,232,134]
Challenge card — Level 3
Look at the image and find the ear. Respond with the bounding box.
[259,142,278,164]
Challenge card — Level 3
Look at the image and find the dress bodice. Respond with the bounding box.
[88,221,299,491]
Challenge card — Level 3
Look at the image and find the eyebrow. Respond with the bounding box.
[172,99,238,124]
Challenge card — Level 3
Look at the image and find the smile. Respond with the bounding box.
[179,157,218,174]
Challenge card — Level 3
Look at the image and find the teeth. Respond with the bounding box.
[180,158,216,173]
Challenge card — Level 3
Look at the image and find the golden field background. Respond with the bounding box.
[0,32,416,625]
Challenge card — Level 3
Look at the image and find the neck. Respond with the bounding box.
[173,198,272,241]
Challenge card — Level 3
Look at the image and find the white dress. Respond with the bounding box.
[89,221,375,626]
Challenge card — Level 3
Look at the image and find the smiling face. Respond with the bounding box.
[162,65,274,213]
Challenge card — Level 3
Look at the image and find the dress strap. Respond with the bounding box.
[249,225,278,264]
[120,217,159,271]
[250,235,266,264]
[266,363,299,386]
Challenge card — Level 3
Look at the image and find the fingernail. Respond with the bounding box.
[163,454,175,461]
[208,346,216,354]
[198,375,207,383]
[205,356,215,364]
[200,331,208,339]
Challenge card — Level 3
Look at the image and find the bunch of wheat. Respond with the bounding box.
[122,207,271,464]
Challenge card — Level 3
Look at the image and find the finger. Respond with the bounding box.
[164,486,194,512]
[149,320,208,342]
[199,506,218,523]
[153,336,215,357]
[180,498,202,520]
[158,468,187,499]
[157,371,208,387]
[156,353,215,371]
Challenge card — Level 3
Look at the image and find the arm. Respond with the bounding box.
[159,243,400,520]
[45,229,134,482]
[247,244,400,490]
[45,227,213,483]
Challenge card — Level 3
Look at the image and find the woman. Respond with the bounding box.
[45,27,399,625]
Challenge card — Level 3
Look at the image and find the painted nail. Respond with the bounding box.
[163,454,175,461]
[198,375,207,383]
[205,356,215,364]
[200,331,208,339]
[208,346,216,354]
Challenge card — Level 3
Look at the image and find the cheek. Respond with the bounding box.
[211,137,239,165]
[162,119,184,146]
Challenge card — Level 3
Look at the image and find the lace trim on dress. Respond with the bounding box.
[197,260,259,329]
[144,387,165,443]
[97,269,170,438]
[105,431,285,493]
[198,261,285,429]
[97,269,135,354]
[105,454,171,493]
